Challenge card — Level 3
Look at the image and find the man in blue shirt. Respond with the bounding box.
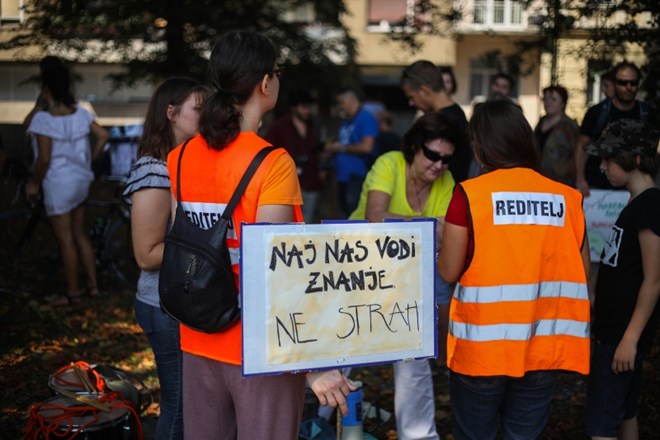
[325,88,379,217]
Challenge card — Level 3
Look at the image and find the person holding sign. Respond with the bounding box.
[439,100,591,439]
[584,119,660,440]
[350,111,464,440]
[166,31,354,439]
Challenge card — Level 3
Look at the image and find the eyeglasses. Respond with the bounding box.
[615,79,639,87]
[271,66,284,79]
[420,144,453,164]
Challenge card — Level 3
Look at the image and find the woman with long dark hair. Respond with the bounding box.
[123,77,208,439]
[440,100,591,439]
[167,30,353,439]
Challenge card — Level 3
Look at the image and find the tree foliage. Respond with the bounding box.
[503,1,658,110]
[2,0,357,91]
[390,0,658,111]
[384,0,460,54]
[576,0,660,111]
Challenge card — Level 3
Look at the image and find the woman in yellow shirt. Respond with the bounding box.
[350,111,465,439]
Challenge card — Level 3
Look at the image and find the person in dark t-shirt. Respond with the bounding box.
[574,61,656,195]
[264,89,324,222]
[584,118,660,439]
[374,110,402,155]
[401,60,470,182]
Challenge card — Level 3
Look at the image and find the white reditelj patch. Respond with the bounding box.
[179,201,230,231]
[491,192,565,226]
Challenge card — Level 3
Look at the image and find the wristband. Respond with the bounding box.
[340,144,347,153]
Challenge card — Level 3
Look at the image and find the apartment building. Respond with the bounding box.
[0,0,650,136]
[347,0,649,126]
[348,0,543,123]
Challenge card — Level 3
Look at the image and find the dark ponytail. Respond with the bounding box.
[42,64,76,107]
[200,30,277,150]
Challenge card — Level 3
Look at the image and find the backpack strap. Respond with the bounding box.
[174,140,276,217]
[593,98,611,139]
[174,137,194,205]
[222,146,277,220]
[593,99,650,139]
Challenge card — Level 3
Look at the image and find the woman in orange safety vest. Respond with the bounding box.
[439,99,591,439]
[168,30,354,439]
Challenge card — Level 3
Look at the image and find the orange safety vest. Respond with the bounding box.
[447,168,590,377]
[167,132,303,366]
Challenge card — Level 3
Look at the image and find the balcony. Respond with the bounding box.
[454,0,534,33]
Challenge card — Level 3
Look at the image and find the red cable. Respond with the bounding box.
[25,391,143,440]
[50,362,106,394]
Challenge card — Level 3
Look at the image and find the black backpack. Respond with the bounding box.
[159,140,276,333]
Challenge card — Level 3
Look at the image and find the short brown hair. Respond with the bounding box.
[608,150,659,178]
[469,100,539,171]
[401,60,444,92]
[542,85,568,106]
[613,61,641,80]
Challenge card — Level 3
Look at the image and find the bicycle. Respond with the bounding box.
[0,157,139,292]
[86,175,139,291]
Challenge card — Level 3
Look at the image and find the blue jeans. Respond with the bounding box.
[135,299,183,440]
[435,271,452,306]
[338,176,365,218]
[449,370,556,440]
[586,340,646,437]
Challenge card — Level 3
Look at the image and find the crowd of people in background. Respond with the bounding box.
[20,31,659,440]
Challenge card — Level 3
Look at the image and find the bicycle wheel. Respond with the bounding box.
[103,214,139,290]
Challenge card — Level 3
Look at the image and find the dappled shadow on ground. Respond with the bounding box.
[0,203,158,438]
[352,330,659,440]
[4,277,656,440]
[1,181,658,439]
[0,287,159,439]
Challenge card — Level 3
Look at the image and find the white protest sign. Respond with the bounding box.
[240,220,437,376]
[582,189,629,261]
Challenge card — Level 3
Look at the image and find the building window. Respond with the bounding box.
[369,0,407,28]
[282,2,315,24]
[586,59,611,107]
[0,0,24,24]
[469,59,519,100]
[473,0,523,27]
[469,60,498,99]
[367,0,429,32]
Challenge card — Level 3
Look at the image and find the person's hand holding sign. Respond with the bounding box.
[306,370,356,416]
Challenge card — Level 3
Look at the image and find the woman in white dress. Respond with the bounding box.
[26,64,108,305]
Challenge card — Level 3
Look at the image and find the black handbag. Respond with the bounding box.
[159,140,276,333]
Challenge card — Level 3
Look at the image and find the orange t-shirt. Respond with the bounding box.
[167,132,303,365]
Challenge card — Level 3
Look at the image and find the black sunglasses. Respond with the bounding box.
[420,144,453,164]
[615,79,639,87]
[271,66,285,78]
